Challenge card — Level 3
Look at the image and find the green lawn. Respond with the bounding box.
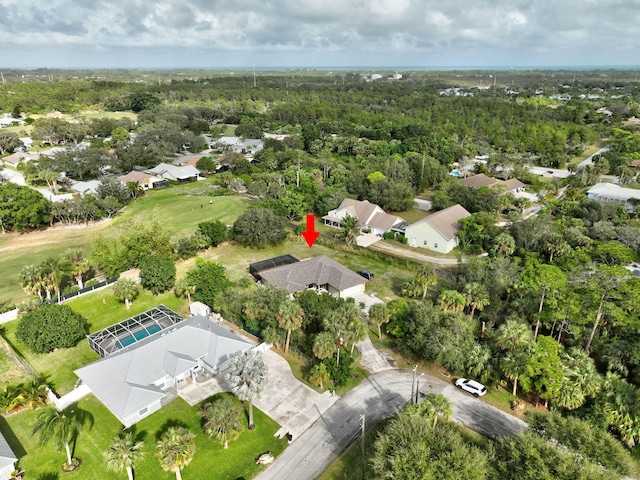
[1,289,188,395]
[3,393,287,480]
[0,188,251,306]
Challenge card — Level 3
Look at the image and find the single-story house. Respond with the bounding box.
[0,431,17,480]
[0,169,26,186]
[1,151,30,168]
[36,188,73,203]
[322,199,405,236]
[118,171,169,190]
[214,136,264,155]
[258,255,367,299]
[76,309,250,427]
[458,173,525,194]
[587,183,640,213]
[404,204,471,254]
[249,255,300,280]
[68,179,101,196]
[0,115,23,127]
[148,163,201,182]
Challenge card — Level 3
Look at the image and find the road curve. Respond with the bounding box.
[254,369,526,480]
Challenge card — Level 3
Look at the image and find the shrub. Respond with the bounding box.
[383,231,395,240]
[16,304,88,354]
[176,236,198,260]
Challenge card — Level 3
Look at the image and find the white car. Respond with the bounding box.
[455,378,487,397]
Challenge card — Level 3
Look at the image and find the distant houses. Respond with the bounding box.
[587,183,640,213]
[458,173,525,194]
[147,163,202,182]
[322,199,405,236]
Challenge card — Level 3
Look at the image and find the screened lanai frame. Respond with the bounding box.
[88,305,185,357]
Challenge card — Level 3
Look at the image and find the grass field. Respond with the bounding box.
[0,184,252,306]
[1,289,188,393]
[2,392,287,480]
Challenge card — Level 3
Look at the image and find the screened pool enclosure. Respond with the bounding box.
[87,305,186,357]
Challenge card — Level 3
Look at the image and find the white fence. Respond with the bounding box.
[47,384,91,411]
[0,308,18,325]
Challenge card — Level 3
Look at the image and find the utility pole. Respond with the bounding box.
[360,414,366,480]
[285,69,289,95]
[415,373,424,403]
[410,365,417,403]
[157,70,161,86]
[336,330,343,365]
[0,73,5,85]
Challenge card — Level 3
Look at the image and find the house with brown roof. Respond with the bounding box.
[118,171,169,190]
[321,199,404,236]
[258,255,367,299]
[404,204,471,254]
[459,173,525,193]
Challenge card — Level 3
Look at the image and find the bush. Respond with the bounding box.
[176,236,198,260]
[139,255,176,295]
[16,304,88,354]
[322,352,354,387]
[383,231,395,240]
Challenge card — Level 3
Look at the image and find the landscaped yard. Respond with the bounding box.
[2,392,287,480]
[1,289,188,394]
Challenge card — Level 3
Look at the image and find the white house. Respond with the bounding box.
[0,169,26,186]
[587,183,640,213]
[76,308,250,427]
[322,199,405,236]
[404,204,471,254]
[118,171,169,190]
[0,431,17,480]
[68,179,101,196]
[258,255,367,299]
[148,163,201,182]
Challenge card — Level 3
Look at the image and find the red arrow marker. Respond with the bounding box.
[301,214,319,248]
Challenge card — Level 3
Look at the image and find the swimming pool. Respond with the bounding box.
[449,170,462,177]
[116,323,162,348]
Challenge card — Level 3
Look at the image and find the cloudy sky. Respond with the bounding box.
[0,0,638,69]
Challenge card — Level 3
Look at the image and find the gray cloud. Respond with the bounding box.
[0,0,638,67]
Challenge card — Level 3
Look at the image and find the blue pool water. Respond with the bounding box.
[449,170,462,177]
[116,323,162,348]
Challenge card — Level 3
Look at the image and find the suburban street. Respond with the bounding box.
[254,369,526,480]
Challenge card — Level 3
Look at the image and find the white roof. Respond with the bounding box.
[149,163,200,179]
[588,183,640,202]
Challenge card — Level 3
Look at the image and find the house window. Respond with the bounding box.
[434,243,438,249]
[423,240,428,246]
[139,407,148,416]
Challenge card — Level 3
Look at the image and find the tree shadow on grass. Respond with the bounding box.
[36,474,59,480]
[155,419,190,441]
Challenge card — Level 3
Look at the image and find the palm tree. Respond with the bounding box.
[38,258,63,301]
[112,278,139,309]
[312,332,338,360]
[466,343,496,386]
[174,277,196,305]
[556,347,602,410]
[19,264,44,299]
[347,318,368,354]
[341,214,359,246]
[199,397,244,449]
[155,426,196,480]
[32,407,83,467]
[493,319,533,351]
[463,282,490,317]
[368,303,390,339]
[105,431,145,480]
[39,169,60,194]
[309,363,331,390]
[422,393,453,427]
[437,289,465,312]
[65,248,90,290]
[501,348,532,396]
[225,349,268,430]
[275,301,304,354]
[126,181,144,199]
[415,264,437,300]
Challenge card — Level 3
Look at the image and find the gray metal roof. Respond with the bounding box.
[259,255,365,294]
[0,431,17,472]
[75,315,250,425]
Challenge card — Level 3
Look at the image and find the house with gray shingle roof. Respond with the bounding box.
[322,199,404,236]
[148,163,201,182]
[258,255,367,298]
[459,174,525,194]
[404,204,471,254]
[0,431,17,480]
[75,314,250,427]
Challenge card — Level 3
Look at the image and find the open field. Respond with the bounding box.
[2,392,287,480]
[0,184,252,305]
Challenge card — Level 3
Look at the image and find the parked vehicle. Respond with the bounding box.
[455,378,487,397]
[356,270,374,280]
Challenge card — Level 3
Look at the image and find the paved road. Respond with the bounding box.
[254,369,526,480]
[577,146,610,169]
